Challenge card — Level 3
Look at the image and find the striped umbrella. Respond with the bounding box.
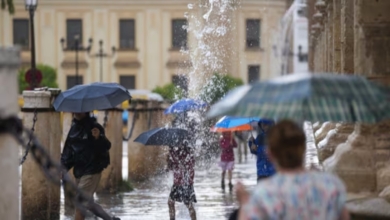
[207,73,390,123]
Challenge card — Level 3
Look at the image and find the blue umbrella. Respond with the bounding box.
[164,98,207,114]
[134,127,188,146]
[214,116,261,129]
[53,82,131,113]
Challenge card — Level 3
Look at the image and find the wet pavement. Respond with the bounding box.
[60,143,258,220]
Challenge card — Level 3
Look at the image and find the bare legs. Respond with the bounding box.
[168,199,197,220]
[222,170,233,192]
[168,199,175,220]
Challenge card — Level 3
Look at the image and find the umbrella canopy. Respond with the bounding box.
[53,82,131,113]
[207,73,390,123]
[211,124,252,132]
[206,85,252,118]
[164,98,207,114]
[134,127,189,146]
[214,116,260,129]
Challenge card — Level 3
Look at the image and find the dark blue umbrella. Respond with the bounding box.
[164,98,207,114]
[134,127,189,146]
[53,82,131,113]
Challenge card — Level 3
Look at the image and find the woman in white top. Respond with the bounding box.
[236,119,350,220]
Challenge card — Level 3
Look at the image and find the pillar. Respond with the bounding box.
[332,0,341,73]
[61,112,75,215]
[340,0,354,74]
[326,2,333,72]
[22,89,62,220]
[128,101,168,181]
[97,108,123,192]
[0,47,20,219]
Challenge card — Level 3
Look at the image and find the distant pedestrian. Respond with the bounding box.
[167,144,197,220]
[61,112,120,220]
[219,131,237,192]
[236,119,349,220]
[248,119,276,182]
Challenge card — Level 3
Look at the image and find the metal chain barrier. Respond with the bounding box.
[0,116,104,217]
[123,111,137,141]
[20,108,37,165]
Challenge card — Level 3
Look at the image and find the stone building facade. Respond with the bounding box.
[308,0,390,216]
[0,0,286,91]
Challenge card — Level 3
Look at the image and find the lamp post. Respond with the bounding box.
[60,36,93,86]
[25,0,42,89]
[90,40,116,82]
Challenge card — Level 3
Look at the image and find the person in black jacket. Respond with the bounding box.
[61,112,120,220]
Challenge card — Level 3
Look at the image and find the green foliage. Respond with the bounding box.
[152,83,185,101]
[118,179,134,192]
[18,64,59,93]
[200,73,244,104]
[1,0,15,14]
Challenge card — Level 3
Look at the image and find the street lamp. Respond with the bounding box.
[90,40,116,82]
[60,36,93,86]
[25,0,41,89]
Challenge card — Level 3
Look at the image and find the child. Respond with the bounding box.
[219,132,237,192]
[167,145,197,220]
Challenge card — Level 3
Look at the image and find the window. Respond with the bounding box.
[172,75,188,91]
[246,19,261,48]
[67,76,83,89]
[172,19,187,49]
[66,19,82,49]
[13,19,29,49]
[248,65,260,83]
[120,75,136,89]
[119,19,135,49]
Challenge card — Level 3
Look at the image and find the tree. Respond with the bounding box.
[199,73,244,104]
[18,64,59,93]
[152,83,185,101]
[1,0,15,14]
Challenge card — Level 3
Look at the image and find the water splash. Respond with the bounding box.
[184,0,239,99]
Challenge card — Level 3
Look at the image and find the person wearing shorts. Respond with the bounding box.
[219,132,237,192]
[167,145,197,220]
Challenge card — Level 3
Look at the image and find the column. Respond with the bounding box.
[326,3,333,72]
[332,0,341,73]
[0,47,20,220]
[340,0,354,74]
[22,90,62,220]
[97,108,123,192]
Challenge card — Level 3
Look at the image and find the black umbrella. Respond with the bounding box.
[53,82,131,113]
[134,127,189,146]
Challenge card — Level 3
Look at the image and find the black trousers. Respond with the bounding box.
[228,208,239,220]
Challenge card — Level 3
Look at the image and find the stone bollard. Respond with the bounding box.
[317,123,354,162]
[128,100,168,181]
[97,108,123,192]
[0,47,20,220]
[22,89,62,220]
[61,112,76,215]
[314,122,336,146]
[323,123,376,192]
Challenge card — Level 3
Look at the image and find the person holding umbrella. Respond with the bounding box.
[236,120,349,220]
[166,142,197,220]
[61,112,120,220]
[248,119,276,182]
[219,131,237,192]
